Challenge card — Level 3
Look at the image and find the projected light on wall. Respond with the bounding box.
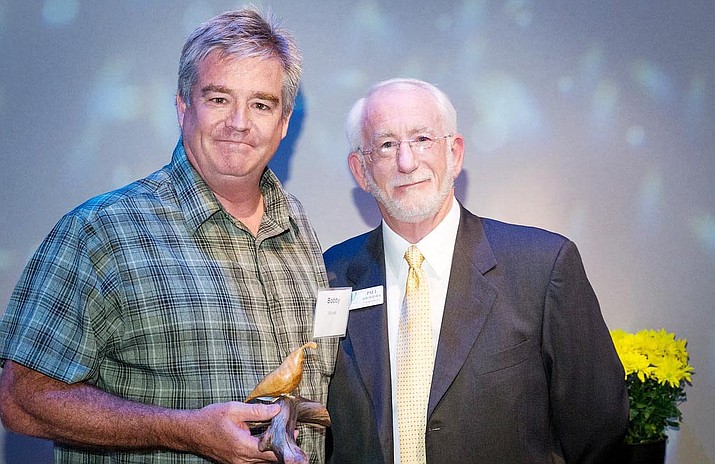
[690,213,715,255]
[42,0,79,26]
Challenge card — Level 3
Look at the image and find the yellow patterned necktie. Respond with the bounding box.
[396,245,434,463]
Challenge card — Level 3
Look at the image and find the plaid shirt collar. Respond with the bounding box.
[168,140,293,237]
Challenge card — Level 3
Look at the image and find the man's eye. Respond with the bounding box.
[380,141,398,150]
[253,102,272,111]
[210,97,227,104]
[414,135,432,143]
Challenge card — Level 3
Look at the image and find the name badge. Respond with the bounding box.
[313,288,352,338]
[349,285,384,310]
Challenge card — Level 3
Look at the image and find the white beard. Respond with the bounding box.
[364,151,456,224]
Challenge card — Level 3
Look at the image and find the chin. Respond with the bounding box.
[382,201,439,224]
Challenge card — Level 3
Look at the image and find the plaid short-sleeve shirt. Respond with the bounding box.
[0,142,338,463]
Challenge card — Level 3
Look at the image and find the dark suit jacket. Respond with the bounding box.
[324,205,628,463]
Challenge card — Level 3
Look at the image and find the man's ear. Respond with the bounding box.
[348,152,370,192]
[176,93,187,129]
[280,110,293,139]
[450,133,465,179]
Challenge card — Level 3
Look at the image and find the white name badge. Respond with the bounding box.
[349,285,384,310]
[313,287,352,338]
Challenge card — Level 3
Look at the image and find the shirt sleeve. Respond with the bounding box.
[0,211,119,385]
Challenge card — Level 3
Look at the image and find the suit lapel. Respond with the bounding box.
[344,227,395,460]
[428,207,498,416]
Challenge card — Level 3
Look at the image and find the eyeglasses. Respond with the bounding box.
[359,134,453,161]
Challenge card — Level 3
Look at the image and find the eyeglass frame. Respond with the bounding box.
[358,133,454,162]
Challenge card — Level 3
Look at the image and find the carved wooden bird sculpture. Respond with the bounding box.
[246,341,317,402]
[246,341,330,464]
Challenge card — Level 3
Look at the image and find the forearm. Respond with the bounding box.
[0,361,279,462]
[0,361,191,449]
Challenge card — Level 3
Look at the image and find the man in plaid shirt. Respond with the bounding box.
[0,8,336,464]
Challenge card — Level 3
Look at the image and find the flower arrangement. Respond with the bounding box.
[610,329,694,444]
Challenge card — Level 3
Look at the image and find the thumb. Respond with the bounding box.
[240,401,281,422]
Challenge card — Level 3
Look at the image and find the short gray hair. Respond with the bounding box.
[177,7,301,118]
[345,78,458,152]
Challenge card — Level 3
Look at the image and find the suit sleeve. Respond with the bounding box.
[542,240,629,463]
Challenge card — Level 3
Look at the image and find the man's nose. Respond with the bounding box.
[396,141,418,173]
[226,105,250,130]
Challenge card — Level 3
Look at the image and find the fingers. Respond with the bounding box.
[231,401,281,424]
[180,401,284,463]
[232,433,279,463]
[240,403,281,422]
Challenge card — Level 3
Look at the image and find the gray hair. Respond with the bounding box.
[177,7,301,118]
[345,78,458,152]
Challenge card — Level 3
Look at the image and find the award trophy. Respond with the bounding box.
[246,341,330,464]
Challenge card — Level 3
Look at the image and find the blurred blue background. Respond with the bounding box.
[0,1,713,462]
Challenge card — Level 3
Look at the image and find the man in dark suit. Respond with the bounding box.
[324,78,628,463]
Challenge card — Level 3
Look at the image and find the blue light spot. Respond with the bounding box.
[352,2,391,39]
[43,0,79,27]
[579,46,604,87]
[689,213,715,255]
[626,125,646,147]
[460,0,488,25]
[635,166,663,234]
[469,73,542,152]
[88,60,141,122]
[631,59,674,105]
[591,79,619,129]
[558,76,574,94]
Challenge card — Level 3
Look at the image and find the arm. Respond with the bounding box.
[542,241,629,463]
[0,361,280,464]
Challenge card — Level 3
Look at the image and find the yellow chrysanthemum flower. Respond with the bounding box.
[653,355,689,388]
[610,328,694,444]
[616,350,651,380]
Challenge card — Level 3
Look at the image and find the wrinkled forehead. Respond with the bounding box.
[363,86,443,139]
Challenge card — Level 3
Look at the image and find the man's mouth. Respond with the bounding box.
[216,138,253,148]
[393,176,430,189]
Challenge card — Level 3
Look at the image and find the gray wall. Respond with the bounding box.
[1,1,713,462]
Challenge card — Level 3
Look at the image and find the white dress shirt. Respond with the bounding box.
[382,197,461,462]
